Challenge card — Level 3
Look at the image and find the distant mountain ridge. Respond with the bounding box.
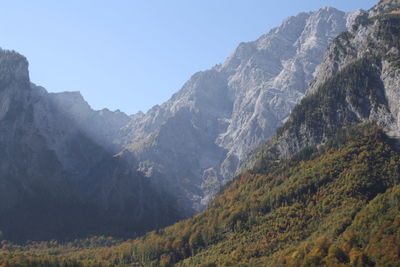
[115,7,360,212]
[0,49,179,242]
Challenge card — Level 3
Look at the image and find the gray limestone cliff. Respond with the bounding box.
[245,0,400,171]
[118,7,358,212]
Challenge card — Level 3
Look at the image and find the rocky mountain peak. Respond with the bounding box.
[370,0,400,16]
[117,7,359,213]
[245,1,400,172]
[0,50,29,88]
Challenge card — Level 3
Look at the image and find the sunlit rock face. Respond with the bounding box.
[118,7,359,213]
[243,1,400,170]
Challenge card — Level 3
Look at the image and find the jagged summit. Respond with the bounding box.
[115,7,359,212]
[370,0,400,16]
[0,50,29,87]
[244,0,400,172]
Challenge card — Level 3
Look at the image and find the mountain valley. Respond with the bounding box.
[0,0,399,266]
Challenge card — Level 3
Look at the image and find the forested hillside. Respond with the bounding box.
[1,125,399,266]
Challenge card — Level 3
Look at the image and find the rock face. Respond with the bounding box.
[46,91,130,152]
[119,7,357,212]
[245,0,400,171]
[0,49,179,242]
[369,0,400,17]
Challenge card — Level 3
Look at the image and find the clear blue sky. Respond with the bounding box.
[0,0,376,114]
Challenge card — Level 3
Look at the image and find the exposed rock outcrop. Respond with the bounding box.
[245,1,400,171]
[119,7,358,212]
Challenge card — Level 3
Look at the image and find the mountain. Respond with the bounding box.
[117,1,400,265]
[117,7,359,213]
[244,0,400,171]
[0,50,179,242]
[3,1,398,266]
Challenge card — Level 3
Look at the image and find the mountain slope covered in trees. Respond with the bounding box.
[0,0,399,266]
[1,125,398,266]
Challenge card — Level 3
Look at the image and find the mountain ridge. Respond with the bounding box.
[115,6,359,212]
[0,50,180,242]
[243,3,400,173]
[5,7,358,215]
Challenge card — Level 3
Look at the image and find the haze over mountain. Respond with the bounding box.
[0,50,179,241]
